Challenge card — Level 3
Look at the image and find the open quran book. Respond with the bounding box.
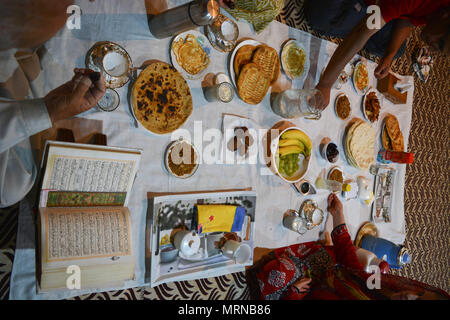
[36,141,141,292]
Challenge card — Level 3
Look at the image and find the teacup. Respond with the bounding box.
[221,240,251,264]
[102,51,129,77]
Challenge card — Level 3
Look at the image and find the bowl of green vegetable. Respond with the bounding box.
[271,127,312,184]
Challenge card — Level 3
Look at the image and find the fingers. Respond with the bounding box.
[71,75,92,109]
[327,193,336,209]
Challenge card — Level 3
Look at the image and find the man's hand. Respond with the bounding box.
[374,55,393,79]
[44,68,106,125]
[292,277,312,294]
[315,82,331,110]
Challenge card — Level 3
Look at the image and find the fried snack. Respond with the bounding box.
[233,45,256,79]
[172,34,210,75]
[237,62,271,105]
[355,63,369,91]
[132,61,193,134]
[365,92,381,122]
[251,45,280,84]
[382,114,404,151]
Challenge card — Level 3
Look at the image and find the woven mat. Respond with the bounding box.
[1,0,448,299]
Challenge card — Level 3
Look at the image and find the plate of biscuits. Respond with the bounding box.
[229,40,280,105]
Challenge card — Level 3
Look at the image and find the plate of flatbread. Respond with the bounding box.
[229,39,280,105]
[343,118,376,170]
[131,61,193,135]
[170,30,212,80]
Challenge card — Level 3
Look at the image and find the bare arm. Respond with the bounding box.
[375,19,413,79]
[316,14,385,108]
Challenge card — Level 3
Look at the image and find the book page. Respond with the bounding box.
[41,207,131,262]
[40,142,141,207]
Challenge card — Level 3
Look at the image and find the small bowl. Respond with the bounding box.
[334,93,351,121]
[321,141,340,163]
[160,244,179,263]
[164,139,200,179]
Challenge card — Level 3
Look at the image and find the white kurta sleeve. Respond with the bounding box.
[0,98,52,153]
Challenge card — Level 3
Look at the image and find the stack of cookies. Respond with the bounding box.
[234,44,280,105]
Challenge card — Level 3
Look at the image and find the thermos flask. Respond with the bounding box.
[149,0,220,39]
[360,235,411,269]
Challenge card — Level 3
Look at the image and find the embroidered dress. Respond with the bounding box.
[256,224,450,300]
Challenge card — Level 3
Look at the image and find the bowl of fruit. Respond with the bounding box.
[271,127,312,183]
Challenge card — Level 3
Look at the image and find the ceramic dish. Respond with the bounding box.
[334,93,351,121]
[164,139,200,179]
[352,61,369,95]
[85,41,133,89]
[280,39,310,81]
[270,127,312,184]
[321,141,340,163]
[170,30,212,81]
[362,88,381,123]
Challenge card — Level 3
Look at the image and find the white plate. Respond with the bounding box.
[362,88,381,123]
[170,30,212,81]
[270,127,312,184]
[352,61,370,95]
[280,39,310,82]
[228,39,262,89]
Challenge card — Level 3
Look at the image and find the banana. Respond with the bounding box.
[281,130,312,150]
[278,138,305,151]
[278,145,303,157]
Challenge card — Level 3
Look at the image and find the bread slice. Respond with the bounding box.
[237,63,270,105]
[251,45,280,84]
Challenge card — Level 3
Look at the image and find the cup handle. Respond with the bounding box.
[305,113,321,120]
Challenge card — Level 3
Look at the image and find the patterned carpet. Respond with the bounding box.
[0,0,448,299]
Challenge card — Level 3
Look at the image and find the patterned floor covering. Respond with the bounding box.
[0,0,448,299]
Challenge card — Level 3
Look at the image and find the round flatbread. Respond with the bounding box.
[172,34,210,75]
[349,122,375,169]
[132,61,193,134]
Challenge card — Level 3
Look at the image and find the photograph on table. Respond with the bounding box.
[145,190,256,287]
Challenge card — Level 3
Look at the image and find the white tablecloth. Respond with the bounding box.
[10,0,413,299]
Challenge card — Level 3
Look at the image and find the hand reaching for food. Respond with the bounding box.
[315,83,331,110]
[327,193,345,228]
[374,56,392,79]
[44,68,106,125]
